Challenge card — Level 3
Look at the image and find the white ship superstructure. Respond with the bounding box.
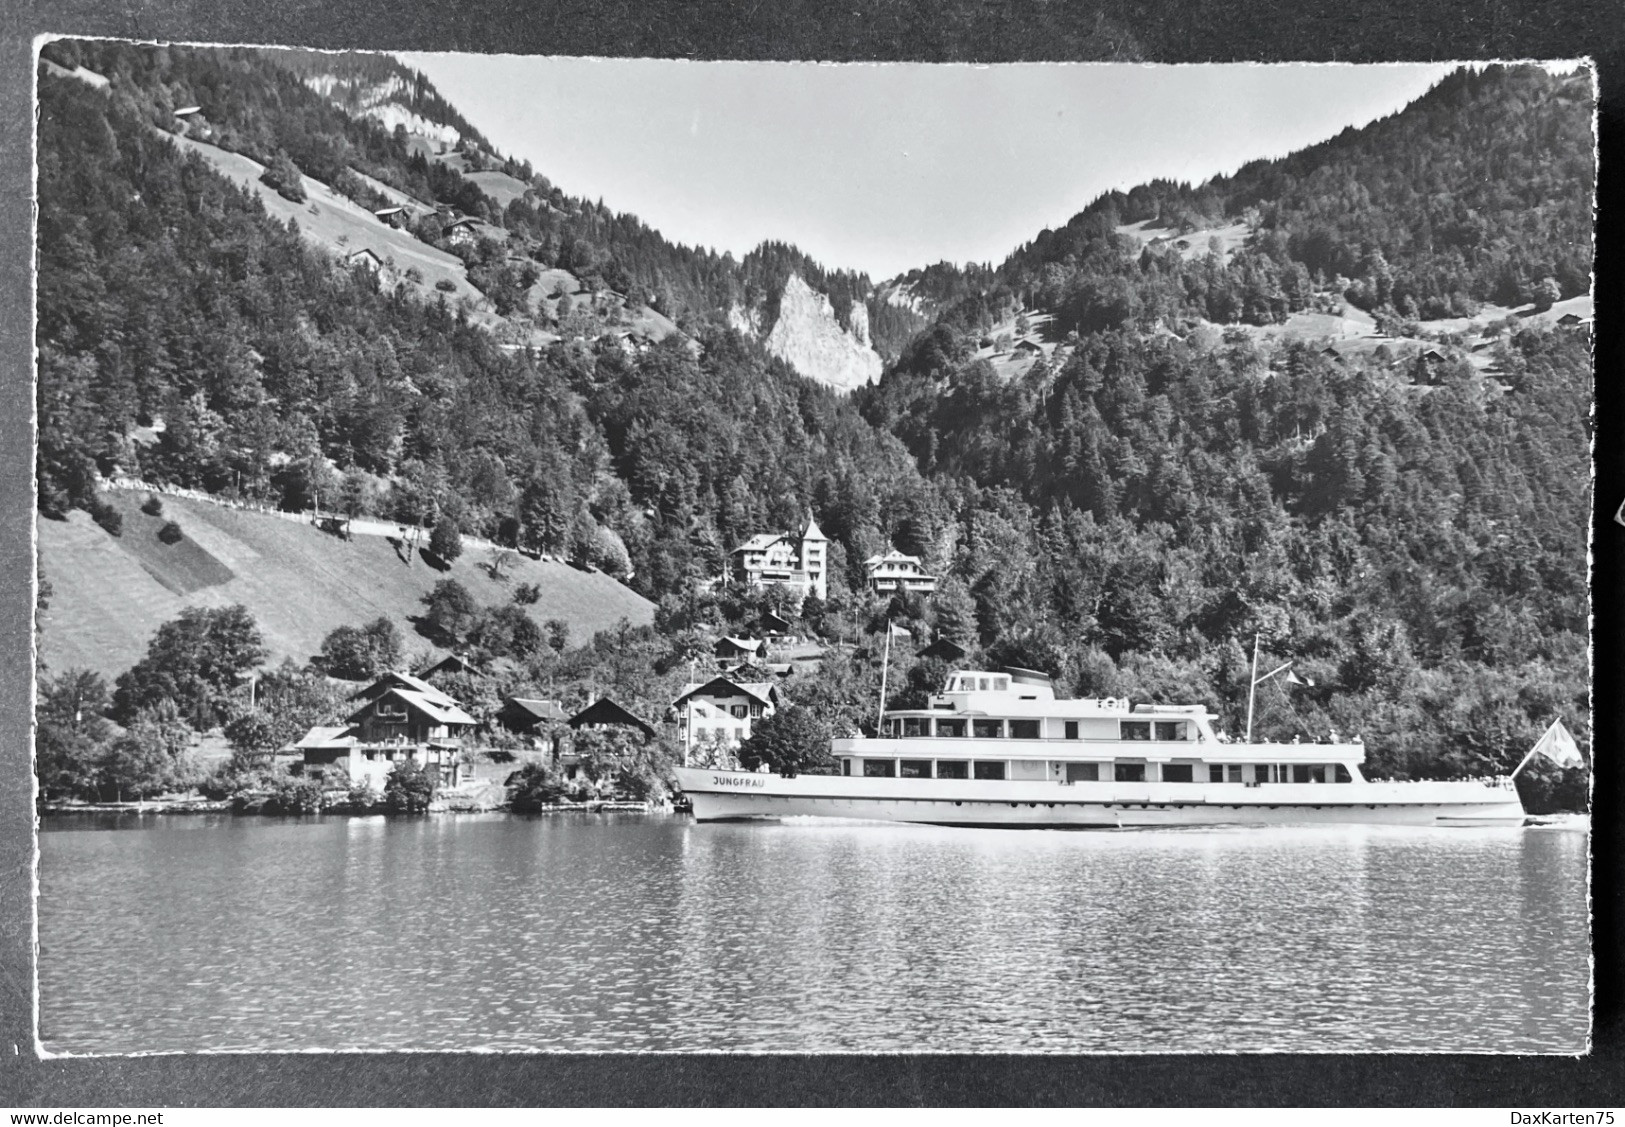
[675,667,1527,827]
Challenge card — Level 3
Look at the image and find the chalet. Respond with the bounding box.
[863,549,939,596]
[493,696,566,764]
[721,660,793,681]
[715,636,765,660]
[344,248,386,275]
[671,677,781,765]
[917,637,969,663]
[441,217,479,246]
[1012,338,1045,358]
[348,670,451,706]
[1556,312,1590,328]
[298,671,477,788]
[729,512,829,601]
[374,205,411,229]
[760,609,793,637]
[422,652,477,681]
[567,697,657,740]
[498,696,566,734]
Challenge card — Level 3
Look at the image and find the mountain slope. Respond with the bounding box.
[38,492,653,680]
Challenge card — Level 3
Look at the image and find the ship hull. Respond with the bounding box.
[675,769,1527,828]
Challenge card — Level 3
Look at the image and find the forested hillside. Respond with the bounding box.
[34,45,1593,807]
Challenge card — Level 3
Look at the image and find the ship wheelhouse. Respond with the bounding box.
[832,667,1365,786]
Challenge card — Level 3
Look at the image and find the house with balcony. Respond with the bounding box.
[863,549,939,596]
[671,676,781,765]
[296,671,477,789]
[729,513,829,601]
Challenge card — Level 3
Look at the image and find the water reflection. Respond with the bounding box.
[38,815,1588,1054]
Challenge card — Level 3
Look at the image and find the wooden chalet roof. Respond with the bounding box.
[349,671,456,706]
[423,653,476,678]
[501,696,566,725]
[716,636,764,656]
[918,637,969,662]
[294,725,356,751]
[346,686,476,727]
[672,677,779,710]
[567,697,656,739]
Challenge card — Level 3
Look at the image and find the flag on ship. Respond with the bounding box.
[1530,718,1583,768]
[1285,669,1315,687]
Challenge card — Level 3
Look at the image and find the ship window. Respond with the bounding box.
[1292,765,1311,784]
[1114,763,1146,783]
[1121,721,1151,741]
[1065,721,1079,740]
[902,717,930,738]
[1010,719,1040,739]
[1335,764,1352,783]
[936,760,969,779]
[863,759,896,778]
[1309,765,1326,784]
[1254,765,1271,783]
[1210,764,1226,783]
[977,677,991,692]
[899,759,931,779]
[994,677,1009,691]
[842,759,851,776]
[1155,721,1186,741]
[935,719,966,738]
[973,761,1006,781]
[1066,762,1099,783]
[1228,765,1243,783]
[973,719,1004,739]
[1162,764,1195,783]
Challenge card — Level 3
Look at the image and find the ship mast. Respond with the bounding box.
[1245,632,1295,745]
[876,620,892,736]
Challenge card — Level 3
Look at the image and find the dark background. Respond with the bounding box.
[1,0,1618,1106]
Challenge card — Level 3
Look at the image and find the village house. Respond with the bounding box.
[344,248,390,281]
[439,216,479,246]
[295,671,478,789]
[560,697,658,781]
[729,513,829,600]
[422,652,477,681]
[497,696,566,738]
[720,659,793,680]
[671,676,781,765]
[715,635,765,661]
[863,548,939,596]
[917,636,969,663]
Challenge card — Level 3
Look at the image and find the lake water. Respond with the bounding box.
[37,813,1589,1055]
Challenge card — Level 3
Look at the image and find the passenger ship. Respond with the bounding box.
[674,667,1527,827]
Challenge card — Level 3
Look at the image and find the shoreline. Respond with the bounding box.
[38,797,665,817]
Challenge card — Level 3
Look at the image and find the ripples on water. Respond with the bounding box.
[37,813,1589,1054]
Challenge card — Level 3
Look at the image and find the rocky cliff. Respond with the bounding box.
[760,273,884,392]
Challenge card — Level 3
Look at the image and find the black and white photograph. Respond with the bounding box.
[30,39,1593,1062]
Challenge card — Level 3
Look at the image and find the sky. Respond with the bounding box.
[397,57,1460,280]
